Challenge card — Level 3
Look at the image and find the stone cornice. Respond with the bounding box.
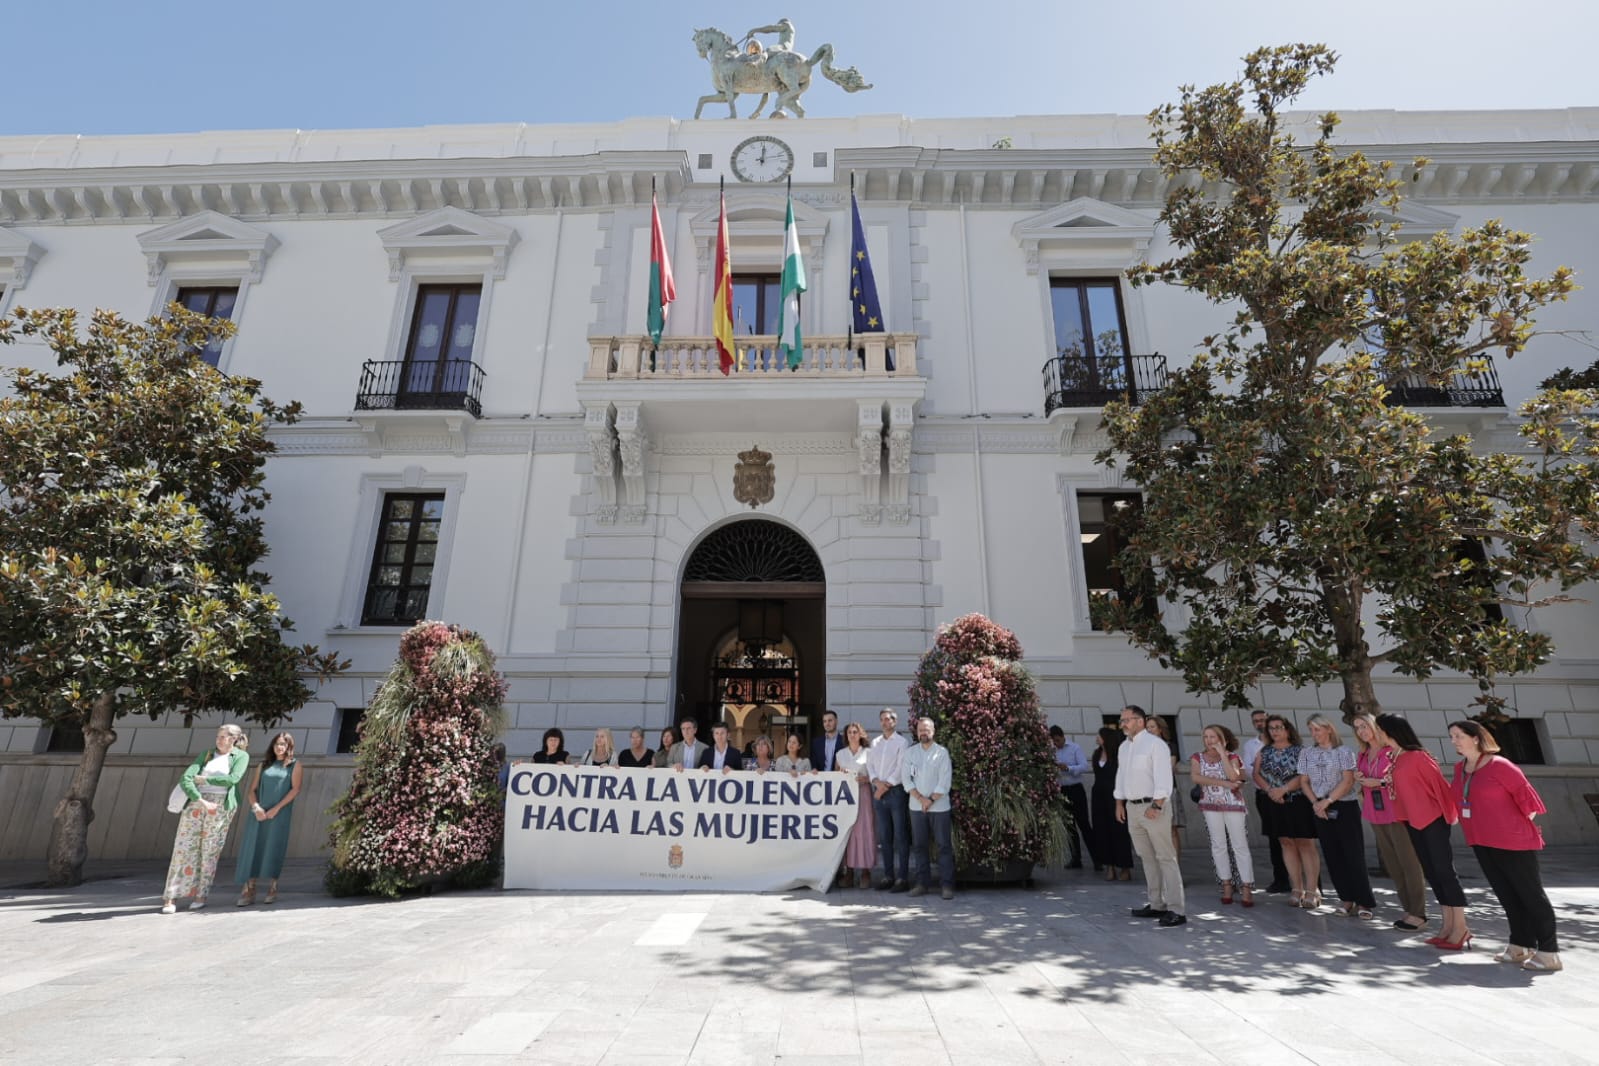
[0,152,696,225]
[3,136,1597,225]
[267,416,585,457]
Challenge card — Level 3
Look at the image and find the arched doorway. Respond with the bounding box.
[675,520,826,755]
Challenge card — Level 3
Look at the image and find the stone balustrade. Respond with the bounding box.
[585,333,919,380]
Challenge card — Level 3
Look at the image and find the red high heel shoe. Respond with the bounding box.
[1430,933,1473,951]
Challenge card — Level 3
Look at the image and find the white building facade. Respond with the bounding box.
[2,109,1597,862]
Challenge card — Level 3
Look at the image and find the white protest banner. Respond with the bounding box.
[503,764,860,892]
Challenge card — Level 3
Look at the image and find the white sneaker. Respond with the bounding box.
[160,903,176,915]
[190,899,207,911]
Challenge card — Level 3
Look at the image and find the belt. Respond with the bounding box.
[1127,797,1156,804]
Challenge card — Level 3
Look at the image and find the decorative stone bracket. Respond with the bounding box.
[583,402,619,524]
[613,401,649,524]
[856,401,884,525]
[856,399,917,525]
[886,402,914,524]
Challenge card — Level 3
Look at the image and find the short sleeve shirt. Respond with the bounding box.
[1297,745,1356,799]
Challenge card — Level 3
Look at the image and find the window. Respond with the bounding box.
[401,284,481,401]
[44,725,86,753]
[731,273,782,334]
[362,492,445,626]
[1079,492,1155,631]
[334,708,367,754]
[1455,538,1505,625]
[175,286,239,367]
[1050,278,1132,395]
[1492,718,1545,766]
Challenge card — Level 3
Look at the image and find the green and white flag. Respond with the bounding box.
[777,194,807,371]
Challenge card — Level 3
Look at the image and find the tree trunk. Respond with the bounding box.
[1338,667,1382,727]
[45,692,117,887]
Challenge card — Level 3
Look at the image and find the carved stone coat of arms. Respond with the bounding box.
[733,445,775,509]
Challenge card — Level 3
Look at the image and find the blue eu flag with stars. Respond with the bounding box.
[849,190,892,370]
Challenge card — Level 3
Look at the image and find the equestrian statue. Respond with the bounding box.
[692,19,872,119]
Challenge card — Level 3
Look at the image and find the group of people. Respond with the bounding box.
[159,701,1564,970]
[160,725,303,913]
[1052,704,1562,971]
[511,709,959,899]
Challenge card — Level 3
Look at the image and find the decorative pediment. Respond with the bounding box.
[0,228,45,291]
[689,194,828,268]
[376,206,519,281]
[136,211,278,286]
[1380,200,1460,239]
[1011,198,1155,274]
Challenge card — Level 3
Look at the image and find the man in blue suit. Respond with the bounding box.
[810,709,843,775]
[697,724,744,772]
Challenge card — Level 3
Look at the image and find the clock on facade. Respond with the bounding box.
[730,135,794,183]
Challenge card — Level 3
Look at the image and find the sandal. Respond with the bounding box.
[263,889,278,905]
[1356,907,1374,920]
[236,884,256,907]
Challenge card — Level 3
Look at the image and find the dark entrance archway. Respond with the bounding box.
[675,520,826,755]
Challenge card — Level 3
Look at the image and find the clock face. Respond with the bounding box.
[731,135,794,183]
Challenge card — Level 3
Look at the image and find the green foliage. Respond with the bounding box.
[1540,359,1599,391]
[0,306,346,728]
[1097,45,1599,715]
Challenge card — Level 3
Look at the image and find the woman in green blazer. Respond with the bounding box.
[161,724,250,914]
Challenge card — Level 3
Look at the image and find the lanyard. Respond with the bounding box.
[1461,755,1492,805]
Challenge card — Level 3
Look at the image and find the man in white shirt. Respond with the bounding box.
[866,708,911,892]
[902,716,955,900]
[1241,708,1290,893]
[1115,705,1186,926]
[1050,725,1093,870]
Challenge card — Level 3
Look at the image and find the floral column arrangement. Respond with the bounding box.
[327,621,508,897]
[907,613,1070,876]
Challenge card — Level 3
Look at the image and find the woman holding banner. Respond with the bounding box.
[750,735,778,773]
[774,733,812,775]
[837,722,877,887]
[650,727,677,769]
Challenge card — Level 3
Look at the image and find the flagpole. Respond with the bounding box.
[847,172,854,354]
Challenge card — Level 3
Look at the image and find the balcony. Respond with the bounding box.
[355,359,486,418]
[584,333,918,381]
[578,333,925,437]
[1043,352,1169,414]
[1384,359,1505,408]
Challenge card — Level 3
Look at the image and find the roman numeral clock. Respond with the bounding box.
[731,135,793,183]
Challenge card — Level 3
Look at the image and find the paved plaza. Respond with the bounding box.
[0,846,1594,1066]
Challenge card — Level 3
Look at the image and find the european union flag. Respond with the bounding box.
[849,189,892,370]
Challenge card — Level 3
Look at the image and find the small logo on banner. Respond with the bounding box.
[668,845,684,869]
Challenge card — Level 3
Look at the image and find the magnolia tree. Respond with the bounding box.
[907,614,1069,873]
[327,621,508,898]
[0,307,345,886]
[1096,45,1599,718]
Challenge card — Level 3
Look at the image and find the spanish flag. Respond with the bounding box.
[712,182,735,375]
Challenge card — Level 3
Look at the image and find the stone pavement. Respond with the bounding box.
[0,846,1594,1066]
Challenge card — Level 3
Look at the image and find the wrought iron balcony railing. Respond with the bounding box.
[355,359,485,418]
[1383,359,1506,408]
[1043,352,1169,414]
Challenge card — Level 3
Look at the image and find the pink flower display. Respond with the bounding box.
[907,614,1070,873]
[326,621,508,897]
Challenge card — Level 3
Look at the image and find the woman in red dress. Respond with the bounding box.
[1449,720,1561,971]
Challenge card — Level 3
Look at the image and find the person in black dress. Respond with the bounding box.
[1091,725,1135,880]
[532,727,569,764]
[617,727,654,768]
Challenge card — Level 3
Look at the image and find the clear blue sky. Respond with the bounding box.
[10,0,1596,136]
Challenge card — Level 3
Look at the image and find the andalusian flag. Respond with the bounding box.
[777,193,807,371]
[712,185,735,375]
[646,189,675,349]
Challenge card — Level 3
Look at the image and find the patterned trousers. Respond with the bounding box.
[164,801,237,901]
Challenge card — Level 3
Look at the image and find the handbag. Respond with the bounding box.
[166,783,189,814]
[1189,784,1204,803]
